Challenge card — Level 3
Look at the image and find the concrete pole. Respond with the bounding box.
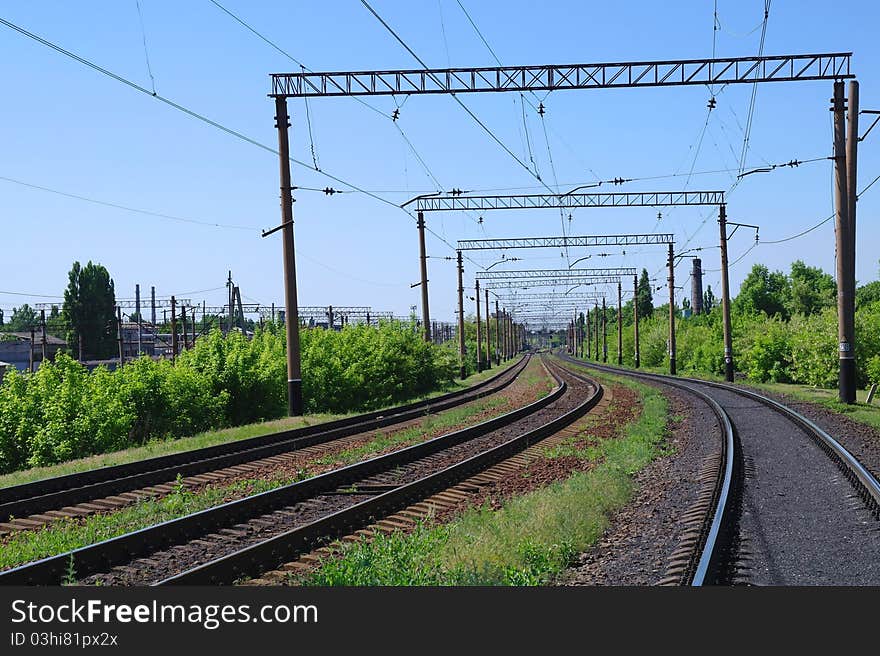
[40,309,47,363]
[170,295,178,363]
[668,242,677,375]
[602,297,608,363]
[417,211,431,342]
[117,306,124,367]
[634,274,640,368]
[617,281,623,365]
[135,284,142,356]
[275,96,304,415]
[841,80,859,402]
[484,287,491,369]
[585,308,590,360]
[457,250,466,379]
[833,80,856,402]
[475,279,483,373]
[495,300,501,365]
[594,303,599,361]
[151,286,156,327]
[719,204,734,382]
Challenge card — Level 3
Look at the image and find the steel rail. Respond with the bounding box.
[555,352,737,586]
[160,357,603,585]
[0,356,570,585]
[0,357,529,522]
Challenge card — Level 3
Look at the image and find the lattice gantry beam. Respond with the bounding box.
[477,268,636,280]
[420,192,722,212]
[271,53,852,97]
[483,278,621,289]
[458,233,674,250]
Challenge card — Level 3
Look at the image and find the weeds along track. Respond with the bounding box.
[557,352,880,586]
[0,355,602,585]
[0,357,529,535]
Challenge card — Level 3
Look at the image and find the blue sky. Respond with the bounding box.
[1,1,878,324]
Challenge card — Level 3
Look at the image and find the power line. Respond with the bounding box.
[0,175,256,230]
[738,0,772,175]
[134,0,157,94]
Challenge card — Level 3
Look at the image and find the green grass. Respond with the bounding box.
[0,359,521,490]
[299,369,669,586]
[0,360,534,571]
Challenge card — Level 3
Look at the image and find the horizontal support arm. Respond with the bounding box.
[459,233,674,250]
[420,192,723,212]
[271,53,852,97]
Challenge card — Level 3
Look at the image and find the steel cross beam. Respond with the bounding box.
[420,192,723,213]
[483,278,621,289]
[271,53,852,97]
[458,233,674,250]
[477,268,637,280]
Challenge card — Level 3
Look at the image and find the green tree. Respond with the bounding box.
[734,263,790,318]
[637,268,654,318]
[8,304,38,331]
[703,285,716,313]
[787,260,835,316]
[62,261,117,359]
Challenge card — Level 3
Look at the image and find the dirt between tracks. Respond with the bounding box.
[557,383,717,586]
[429,384,639,524]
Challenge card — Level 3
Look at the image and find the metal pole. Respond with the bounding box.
[328,305,334,330]
[417,211,431,342]
[227,271,234,336]
[29,326,35,373]
[170,295,178,363]
[585,308,590,359]
[719,204,734,381]
[668,242,677,375]
[495,300,501,365]
[634,274,640,368]
[484,287,491,369]
[602,297,608,363]
[181,305,188,350]
[836,80,856,402]
[275,96,304,415]
[151,286,156,327]
[617,281,623,365]
[457,250,466,379]
[594,303,599,360]
[475,279,483,373]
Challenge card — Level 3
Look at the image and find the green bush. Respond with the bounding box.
[0,321,457,473]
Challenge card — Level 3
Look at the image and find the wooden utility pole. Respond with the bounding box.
[668,243,677,375]
[274,96,304,415]
[484,287,491,369]
[837,79,859,403]
[117,306,124,367]
[719,204,734,382]
[457,250,466,378]
[602,297,608,363]
[171,295,178,363]
[417,211,431,342]
[634,274,640,368]
[475,279,483,372]
[617,281,623,365]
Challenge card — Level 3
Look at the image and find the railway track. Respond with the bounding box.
[0,356,529,535]
[0,356,603,585]
[558,353,880,586]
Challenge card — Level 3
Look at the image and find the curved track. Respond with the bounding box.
[1,356,604,585]
[0,356,529,533]
[558,353,880,585]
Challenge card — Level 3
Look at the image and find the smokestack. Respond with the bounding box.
[691,258,703,315]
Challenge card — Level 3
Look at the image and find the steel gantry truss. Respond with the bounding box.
[419,192,723,213]
[482,278,621,290]
[477,268,637,280]
[458,234,674,250]
[271,53,852,97]
[269,50,859,413]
